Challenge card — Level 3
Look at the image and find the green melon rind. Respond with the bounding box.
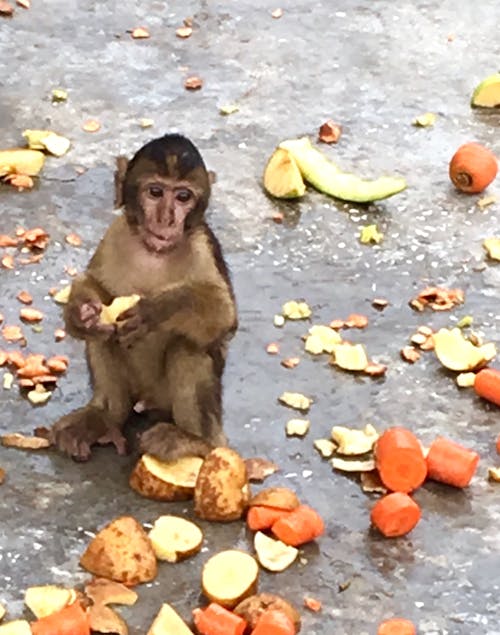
[279,137,406,203]
[471,73,500,108]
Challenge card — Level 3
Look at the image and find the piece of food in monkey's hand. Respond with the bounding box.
[52,285,72,305]
[146,603,194,635]
[0,620,33,635]
[201,550,259,608]
[263,148,306,199]
[248,487,300,511]
[87,604,128,635]
[194,447,250,521]
[148,515,203,562]
[99,294,141,325]
[233,594,301,633]
[254,531,299,572]
[84,578,138,606]
[24,585,75,618]
[129,454,203,501]
[79,516,157,585]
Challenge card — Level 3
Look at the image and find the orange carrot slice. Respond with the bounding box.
[375,427,427,493]
[31,602,90,635]
[271,505,324,546]
[247,506,292,531]
[377,617,416,635]
[193,603,247,635]
[474,368,500,407]
[370,492,421,537]
[251,609,296,635]
[426,437,479,488]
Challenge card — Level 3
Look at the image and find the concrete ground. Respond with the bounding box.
[1,0,500,633]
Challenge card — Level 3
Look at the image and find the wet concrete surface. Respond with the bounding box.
[1,0,500,633]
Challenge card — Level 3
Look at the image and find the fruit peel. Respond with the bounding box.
[263,147,305,199]
[471,73,500,108]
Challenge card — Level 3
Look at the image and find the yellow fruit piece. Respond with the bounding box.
[305,325,342,354]
[24,585,73,619]
[100,294,141,324]
[471,73,500,108]
[331,343,369,371]
[147,604,194,635]
[359,224,383,244]
[483,237,500,261]
[282,300,311,320]
[433,327,496,371]
[23,130,71,157]
[313,439,336,458]
[0,621,32,635]
[0,149,45,177]
[278,391,312,411]
[254,531,298,572]
[285,418,310,437]
[53,285,72,304]
[412,112,436,127]
[263,147,306,199]
[149,515,203,562]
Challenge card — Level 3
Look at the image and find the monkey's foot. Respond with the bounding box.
[50,406,127,461]
[139,423,214,461]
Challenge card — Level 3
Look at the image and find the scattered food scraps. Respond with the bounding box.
[20,308,43,322]
[148,515,203,562]
[477,194,497,209]
[1,255,14,269]
[471,72,500,108]
[0,1,14,15]
[23,227,49,250]
[51,88,68,102]
[84,578,138,606]
[456,315,473,329]
[372,297,389,310]
[254,531,298,572]
[65,232,82,246]
[313,439,336,458]
[318,120,342,144]
[412,112,436,127]
[449,142,498,194]
[82,119,101,133]
[2,325,24,342]
[331,424,378,455]
[0,149,45,177]
[22,130,70,157]
[244,457,279,482]
[401,346,421,363]
[139,118,154,128]
[409,286,464,312]
[426,436,479,488]
[330,342,369,371]
[305,324,342,354]
[1,432,50,449]
[433,327,496,371]
[278,391,312,412]
[271,8,283,18]
[219,104,239,116]
[87,604,128,635]
[282,300,311,320]
[131,26,150,39]
[474,368,500,407]
[360,470,387,494]
[266,342,279,355]
[3,372,14,389]
[344,313,369,329]
[359,224,383,244]
[273,314,285,327]
[184,76,203,90]
[54,328,66,341]
[129,454,203,502]
[27,385,52,405]
[285,418,310,437]
[201,549,258,607]
[5,173,34,190]
[263,148,305,199]
[332,457,375,472]
[488,467,500,482]
[16,290,32,304]
[371,492,421,538]
[456,372,476,388]
[281,357,300,369]
[303,597,322,612]
[53,285,72,304]
[16,0,29,7]
[483,237,500,261]
[24,585,74,619]
[176,26,193,38]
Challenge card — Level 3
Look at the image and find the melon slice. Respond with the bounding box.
[471,73,500,108]
[263,147,306,199]
[279,137,406,203]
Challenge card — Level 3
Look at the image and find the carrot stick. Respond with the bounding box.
[370,492,421,537]
[31,602,90,635]
[426,437,479,488]
[271,505,324,546]
[375,427,427,493]
[247,506,292,531]
[251,609,296,635]
[377,618,416,635]
[475,368,500,407]
[193,603,247,635]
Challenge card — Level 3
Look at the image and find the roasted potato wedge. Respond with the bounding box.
[248,487,300,511]
[129,454,203,501]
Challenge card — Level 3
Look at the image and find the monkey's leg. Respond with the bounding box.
[50,340,133,461]
[140,344,227,461]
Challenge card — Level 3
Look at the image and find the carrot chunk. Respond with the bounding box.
[31,602,90,635]
[271,505,324,546]
[247,506,292,531]
[370,492,421,537]
[375,427,427,493]
[251,609,296,635]
[193,602,247,635]
[426,436,479,488]
[474,368,500,407]
[377,617,416,635]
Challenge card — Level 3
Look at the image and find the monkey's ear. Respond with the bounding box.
[207,169,217,185]
[114,156,129,208]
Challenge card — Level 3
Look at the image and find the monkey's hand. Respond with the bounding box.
[67,300,115,339]
[115,298,153,348]
[50,406,127,461]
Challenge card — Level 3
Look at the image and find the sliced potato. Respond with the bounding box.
[285,418,310,437]
[100,294,141,325]
[146,603,194,635]
[0,149,45,177]
[331,457,375,472]
[313,439,336,458]
[282,301,311,320]
[331,343,369,371]
[149,515,203,562]
[88,604,128,635]
[249,487,300,510]
[433,327,496,371]
[80,516,157,586]
[254,531,298,572]
[0,621,32,635]
[331,424,378,455]
[24,585,73,618]
[194,447,250,522]
[84,578,138,606]
[278,391,312,412]
[456,372,476,388]
[234,593,301,632]
[129,454,203,501]
[202,550,258,608]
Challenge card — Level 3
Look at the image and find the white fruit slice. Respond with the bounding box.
[254,531,298,572]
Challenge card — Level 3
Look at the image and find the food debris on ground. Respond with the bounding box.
[375,427,427,493]
[433,327,496,371]
[254,531,298,572]
[193,603,246,635]
[377,617,416,635]
[249,487,300,510]
[313,439,336,458]
[131,26,150,39]
[1,432,50,450]
[471,72,500,108]
[146,603,194,635]
[22,129,71,157]
[201,550,259,608]
[483,237,500,260]
[271,504,324,546]
[474,368,500,406]
[360,470,387,494]
[318,119,342,144]
[449,142,498,194]
[412,112,436,127]
[426,436,479,488]
[20,308,43,322]
[359,224,383,244]
[24,585,74,619]
[84,578,138,606]
[82,119,101,133]
[409,286,464,311]
[244,457,279,482]
[148,515,203,562]
[330,342,369,371]
[372,298,389,310]
[371,492,421,537]
[271,8,283,18]
[176,26,193,38]
[285,418,310,437]
[456,372,476,388]
[233,594,301,632]
[278,391,312,411]
[281,357,300,369]
[184,76,203,90]
[274,314,286,327]
[331,457,375,472]
[401,346,421,363]
[488,467,500,482]
[477,195,497,209]
[129,454,203,501]
[266,342,280,354]
[304,324,342,354]
[87,604,128,635]
[331,424,378,455]
[282,300,311,320]
[65,232,82,246]
[303,597,322,612]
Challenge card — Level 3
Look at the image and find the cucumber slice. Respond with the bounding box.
[279,137,406,203]
[471,73,500,108]
[263,147,305,199]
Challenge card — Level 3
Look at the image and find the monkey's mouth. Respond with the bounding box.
[142,229,178,252]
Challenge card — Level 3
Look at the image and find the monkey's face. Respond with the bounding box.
[136,177,198,253]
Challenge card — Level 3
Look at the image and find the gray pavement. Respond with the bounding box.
[1,1,500,633]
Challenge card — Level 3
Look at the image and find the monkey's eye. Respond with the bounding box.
[175,189,192,203]
[148,185,164,198]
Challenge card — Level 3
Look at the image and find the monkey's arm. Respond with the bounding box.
[64,274,114,340]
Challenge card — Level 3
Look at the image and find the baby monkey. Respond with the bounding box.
[50,134,237,462]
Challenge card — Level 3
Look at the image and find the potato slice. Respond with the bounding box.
[278,391,312,412]
[84,578,138,606]
[285,418,310,437]
[194,448,250,521]
[456,372,476,388]
[149,515,203,562]
[129,454,203,501]
[433,327,496,371]
[88,605,128,635]
[24,585,73,618]
[234,594,301,632]
[0,149,45,177]
[100,294,141,325]
[146,603,194,635]
[254,531,298,572]
[282,301,311,320]
[331,457,375,472]
[249,487,300,511]
[202,550,259,608]
[80,516,157,586]
[313,439,336,458]
[331,343,369,371]
[0,621,32,635]
[331,424,378,455]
